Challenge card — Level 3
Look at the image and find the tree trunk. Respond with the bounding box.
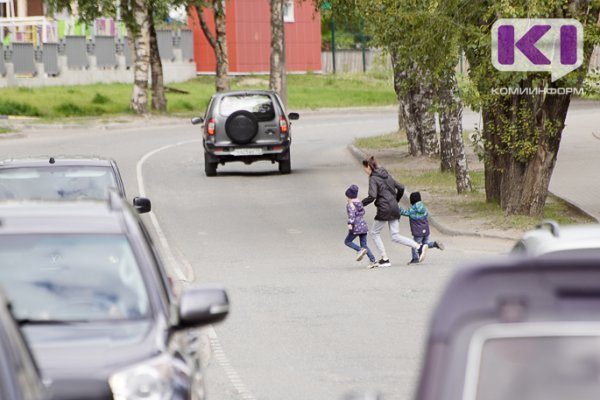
[196,1,229,92]
[128,0,150,115]
[149,13,166,112]
[417,80,438,157]
[438,73,472,193]
[213,0,230,92]
[269,0,287,107]
[390,51,438,157]
[480,79,570,216]
[438,104,454,172]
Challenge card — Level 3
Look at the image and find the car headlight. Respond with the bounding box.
[109,355,174,400]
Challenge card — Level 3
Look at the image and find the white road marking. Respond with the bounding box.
[136,139,203,281]
[137,139,256,400]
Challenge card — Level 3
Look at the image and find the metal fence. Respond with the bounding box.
[42,42,59,76]
[95,36,117,69]
[0,29,196,87]
[0,44,5,76]
[180,29,194,62]
[157,29,174,61]
[65,35,89,69]
[12,42,36,75]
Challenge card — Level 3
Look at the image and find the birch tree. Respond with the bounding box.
[269,0,287,107]
[193,0,230,92]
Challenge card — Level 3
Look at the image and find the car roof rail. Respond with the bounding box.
[536,219,560,237]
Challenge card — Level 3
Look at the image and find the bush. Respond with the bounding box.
[0,100,42,117]
[91,93,111,105]
[54,102,87,116]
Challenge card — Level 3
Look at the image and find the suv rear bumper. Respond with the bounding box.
[204,140,290,164]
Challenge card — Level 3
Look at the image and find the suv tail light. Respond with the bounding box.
[279,116,288,134]
[207,118,216,136]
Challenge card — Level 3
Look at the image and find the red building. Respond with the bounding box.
[188,0,321,74]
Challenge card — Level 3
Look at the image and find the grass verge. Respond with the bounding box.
[0,73,395,120]
[0,127,15,134]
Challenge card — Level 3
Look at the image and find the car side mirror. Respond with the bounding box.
[176,286,229,329]
[191,117,204,125]
[133,196,151,214]
[288,112,299,121]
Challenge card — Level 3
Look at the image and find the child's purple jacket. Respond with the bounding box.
[347,199,369,235]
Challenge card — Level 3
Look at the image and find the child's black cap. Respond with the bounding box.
[410,191,421,205]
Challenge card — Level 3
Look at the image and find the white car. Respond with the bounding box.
[511,220,600,257]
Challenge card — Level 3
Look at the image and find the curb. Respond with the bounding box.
[347,144,519,241]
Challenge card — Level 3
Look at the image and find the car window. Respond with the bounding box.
[0,234,150,322]
[475,335,600,400]
[219,94,276,121]
[465,323,600,400]
[0,166,118,200]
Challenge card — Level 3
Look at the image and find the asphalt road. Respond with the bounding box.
[0,109,536,400]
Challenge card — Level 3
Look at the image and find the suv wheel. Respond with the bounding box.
[204,155,217,177]
[279,153,291,175]
[225,110,259,145]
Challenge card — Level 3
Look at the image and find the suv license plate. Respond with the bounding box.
[232,148,263,156]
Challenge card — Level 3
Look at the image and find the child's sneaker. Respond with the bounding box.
[433,241,445,250]
[377,258,391,267]
[366,261,378,269]
[417,244,427,262]
[356,248,368,261]
[407,259,420,265]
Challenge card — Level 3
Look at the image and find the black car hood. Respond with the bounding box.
[23,320,165,400]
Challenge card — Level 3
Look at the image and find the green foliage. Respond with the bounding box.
[91,93,111,105]
[54,102,89,117]
[0,100,42,117]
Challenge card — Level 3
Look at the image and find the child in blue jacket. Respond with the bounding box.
[400,192,444,264]
[344,184,378,269]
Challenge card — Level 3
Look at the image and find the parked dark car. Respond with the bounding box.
[191,90,299,176]
[0,193,229,400]
[511,219,600,257]
[0,157,151,213]
[415,256,600,400]
[0,290,47,400]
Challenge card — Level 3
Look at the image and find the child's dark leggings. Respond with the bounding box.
[344,232,376,262]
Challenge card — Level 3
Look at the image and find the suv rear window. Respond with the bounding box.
[219,94,276,121]
[467,324,600,400]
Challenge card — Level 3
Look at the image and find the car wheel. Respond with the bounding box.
[225,110,259,145]
[204,156,217,177]
[279,157,291,174]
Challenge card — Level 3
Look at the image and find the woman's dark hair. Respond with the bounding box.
[362,156,378,170]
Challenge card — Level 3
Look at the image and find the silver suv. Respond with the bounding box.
[192,90,299,176]
[511,220,600,257]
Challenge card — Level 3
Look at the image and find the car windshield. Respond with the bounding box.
[0,166,117,200]
[474,335,600,400]
[0,234,150,322]
[219,94,276,121]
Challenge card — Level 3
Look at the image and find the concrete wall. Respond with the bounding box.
[0,47,196,88]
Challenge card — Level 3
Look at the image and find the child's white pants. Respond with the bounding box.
[371,219,419,259]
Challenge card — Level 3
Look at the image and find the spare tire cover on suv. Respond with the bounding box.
[225,110,259,145]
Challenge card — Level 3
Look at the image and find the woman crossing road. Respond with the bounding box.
[361,156,426,267]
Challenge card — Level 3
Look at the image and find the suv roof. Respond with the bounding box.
[512,220,600,257]
[209,89,279,97]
